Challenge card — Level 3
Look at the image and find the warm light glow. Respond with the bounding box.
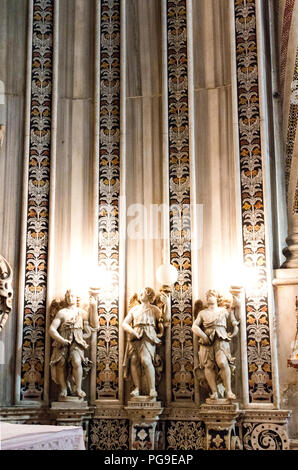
[211,262,265,296]
[90,265,114,293]
[241,265,259,289]
[156,263,178,287]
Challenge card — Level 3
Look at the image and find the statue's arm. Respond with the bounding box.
[192,314,210,345]
[159,292,171,323]
[122,310,138,338]
[87,296,99,329]
[49,313,70,345]
[228,309,239,338]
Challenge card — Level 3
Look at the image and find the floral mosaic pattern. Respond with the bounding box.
[89,419,129,450]
[97,0,121,399]
[166,421,205,450]
[21,0,54,400]
[132,425,154,450]
[167,0,194,401]
[207,429,229,450]
[234,0,273,402]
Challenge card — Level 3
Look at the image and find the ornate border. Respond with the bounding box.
[21,0,54,400]
[89,419,129,450]
[285,48,298,203]
[166,421,205,450]
[279,0,296,96]
[234,0,273,402]
[167,0,194,402]
[97,0,121,399]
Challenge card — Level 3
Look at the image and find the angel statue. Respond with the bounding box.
[122,287,170,399]
[192,289,240,401]
[49,289,99,400]
[0,255,13,332]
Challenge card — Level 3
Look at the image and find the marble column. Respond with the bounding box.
[0,0,28,406]
[273,270,298,438]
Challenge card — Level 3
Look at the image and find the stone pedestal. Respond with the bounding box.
[51,400,93,448]
[200,401,242,450]
[125,397,163,450]
[51,397,89,409]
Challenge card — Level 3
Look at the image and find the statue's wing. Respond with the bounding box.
[49,298,64,321]
[0,255,12,280]
[153,293,161,308]
[128,293,140,310]
[194,299,204,319]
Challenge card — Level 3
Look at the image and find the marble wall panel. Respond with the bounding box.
[192,0,232,91]
[52,0,95,298]
[126,0,162,99]
[0,0,28,405]
[192,0,239,298]
[194,87,239,296]
[125,96,163,299]
[125,0,163,301]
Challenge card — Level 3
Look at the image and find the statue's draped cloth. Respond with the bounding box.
[50,311,92,389]
[123,304,161,379]
[198,308,236,370]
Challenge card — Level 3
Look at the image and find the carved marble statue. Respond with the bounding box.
[0,255,13,332]
[49,289,99,400]
[192,289,240,401]
[122,287,170,399]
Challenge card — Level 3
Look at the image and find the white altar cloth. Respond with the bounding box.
[0,422,85,450]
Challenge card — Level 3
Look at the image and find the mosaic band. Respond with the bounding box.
[167,0,194,402]
[234,0,273,403]
[97,0,121,399]
[21,0,54,400]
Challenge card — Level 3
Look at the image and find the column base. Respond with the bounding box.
[200,401,242,450]
[125,399,163,450]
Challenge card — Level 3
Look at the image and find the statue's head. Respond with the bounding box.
[139,287,155,304]
[65,289,76,306]
[206,289,219,305]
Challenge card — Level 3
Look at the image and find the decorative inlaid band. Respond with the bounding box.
[285,48,298,199]
[167,0,194,401]
[280,0,296,96]
[21,0,54,400]
[97,0,121,399]
[234,0,273,402]
[294,182,298,214]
